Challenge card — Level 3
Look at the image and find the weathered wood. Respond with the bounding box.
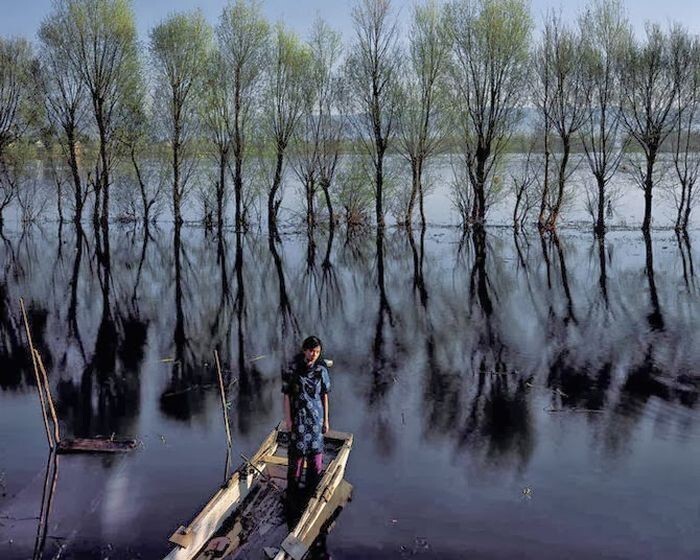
[262,455,288,466]
[278,480,352,560]
[214,350,232,449]
[164,427,279,560]
[57,438,138,454]
[34,350,61,444]
[163,426,353,560]
[19,298,56,450]
[169,526,194,548]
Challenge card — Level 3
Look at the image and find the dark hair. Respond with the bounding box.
[302,336,322,350]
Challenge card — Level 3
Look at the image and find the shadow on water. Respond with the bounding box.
[0,222,699,558]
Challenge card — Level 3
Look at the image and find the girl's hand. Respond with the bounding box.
[322,420,329,435]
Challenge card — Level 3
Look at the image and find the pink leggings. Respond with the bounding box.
[288,453,324,490]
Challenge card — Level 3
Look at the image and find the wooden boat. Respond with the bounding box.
[164,423,353,560]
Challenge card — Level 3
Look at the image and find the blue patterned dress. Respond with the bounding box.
[281,355,331,456]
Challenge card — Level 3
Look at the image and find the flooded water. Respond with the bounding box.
[0,221,699,559]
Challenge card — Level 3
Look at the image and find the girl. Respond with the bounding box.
[281,336,331,500]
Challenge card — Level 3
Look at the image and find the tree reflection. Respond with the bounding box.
[0,221,697,489]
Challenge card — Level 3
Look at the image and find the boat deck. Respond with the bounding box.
[165,427,353,560]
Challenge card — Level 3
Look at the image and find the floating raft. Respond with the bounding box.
[164,424,353,560]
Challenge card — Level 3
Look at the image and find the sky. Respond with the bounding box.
[0,0,698,45]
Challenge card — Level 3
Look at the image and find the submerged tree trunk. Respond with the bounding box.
[547,136,571,230]
[406,161,418,227]
[268,147,284,235]
[233,77,244,232]
[642,149,657,232]
[68,131,83,225]
[306,178,316,230]
[320,179,334,229]
[539,129,551,229]
[595,175,606,236]
[217,151,227,231]
[95,98,110,228]
[375,147,385,228]
[683,183,694,230]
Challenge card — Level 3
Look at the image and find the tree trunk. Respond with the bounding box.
[217,150,226,230]
[376,149,384,228]
[268,147,284,234]
[683,183,693,230]
[598,234,608,305]
[417,159,426,229]
[548,136,571,230]
[675,180,687,231]
[306,178,316,230]
[92,185,101,228]
[173,129,182,226]
[68,132,83,225]
[321,179,334,229]
[595,175,606,236]
[475,147,487,225]
[513,186,522,232]
[57,178,64,224]
[642,150,656,232]
[96,98,110,228]
[539,130,551,229]
[233,76,244,232]
[406,160,419,227]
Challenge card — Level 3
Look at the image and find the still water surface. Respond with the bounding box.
[0,223,698,559]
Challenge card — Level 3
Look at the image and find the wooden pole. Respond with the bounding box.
[214,350,232,449]
[19,298,54,450]
[34,349,61,444]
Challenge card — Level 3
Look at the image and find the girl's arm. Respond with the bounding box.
[322,393,329,434]
[284,394,292,431]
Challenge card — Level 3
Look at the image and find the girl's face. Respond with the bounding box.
[304,345,321,366]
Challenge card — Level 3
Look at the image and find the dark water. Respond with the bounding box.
[0,223,698,559]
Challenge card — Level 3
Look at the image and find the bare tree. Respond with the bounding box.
[511,140,540,232]
[218,0,269,231]
[118,82,164,225]
[39,15,89,225]
[534,13,587,231]
[578,0,631,236]
[345,0,402,228]
[150,10,211,226]
[291,18,345,231]
[202,50,233,232]
[54,0,139,227]
[446,0,532,227]
[672,33,700,232]
[262,24,311,235]
[620,23,685,232]
[397,0,450,228]
[0,38,36,228]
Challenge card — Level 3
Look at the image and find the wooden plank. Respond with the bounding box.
[280,534,307,560]
[265,465,287,481]
[163,427,279,560]
[58,438,137,454]
[262,455,288,466]
[324,430,352,442]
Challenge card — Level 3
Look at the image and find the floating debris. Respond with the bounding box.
[522,487,533,499]
[415,536,430,550]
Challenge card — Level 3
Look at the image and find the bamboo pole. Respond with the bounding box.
[214,350,233,449]
[34,349,61,444]
[19,298,54,450]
